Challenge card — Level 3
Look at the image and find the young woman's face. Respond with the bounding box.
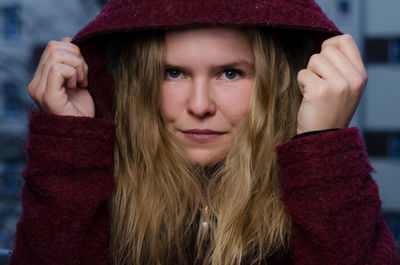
[160,27,255,165]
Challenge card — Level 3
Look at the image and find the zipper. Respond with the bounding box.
[194,247,205,265]
[194,207,210,265]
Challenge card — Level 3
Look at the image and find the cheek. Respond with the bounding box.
[159,83,187,122]
[218,82,253,124]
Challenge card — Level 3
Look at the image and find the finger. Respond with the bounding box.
[36,50,86,98]
[59,37,87,86]
[31,62,75,108]
[55,39,86,86]
[82,59,89,87]
[45,50,85,82]
[61,37,72,43]
[77,56,89,88]
[42,63,77,113]
[307,54,345,84]
[322,34,366,78]
[39,40,83,69]
[30,52,47,93]
[48,63,78,92]
[321,45,366,90]
[31,39,82,92]
[297,69,324,96]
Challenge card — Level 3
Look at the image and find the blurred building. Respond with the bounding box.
[0,0,104,250]
[317,0,400,243]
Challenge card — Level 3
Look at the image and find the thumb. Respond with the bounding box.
[61,37,72,43]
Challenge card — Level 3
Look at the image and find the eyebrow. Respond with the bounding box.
[216,61,255,71]
[164,60,255,71]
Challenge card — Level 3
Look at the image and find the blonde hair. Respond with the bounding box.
[111,28,303,265]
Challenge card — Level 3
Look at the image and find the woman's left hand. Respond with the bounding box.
[296,34,367,134]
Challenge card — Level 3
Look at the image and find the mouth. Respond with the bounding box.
[181,129,226,143]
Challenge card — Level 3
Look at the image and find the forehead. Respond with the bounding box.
[164,27,254,64]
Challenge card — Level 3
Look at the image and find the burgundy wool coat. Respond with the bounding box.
[9,0,400,264]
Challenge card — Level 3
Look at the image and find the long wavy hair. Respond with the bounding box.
[110,27,307,265]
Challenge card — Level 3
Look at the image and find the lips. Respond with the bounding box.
[181,129,225,143]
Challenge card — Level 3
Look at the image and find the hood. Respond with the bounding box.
[73,0,340,120]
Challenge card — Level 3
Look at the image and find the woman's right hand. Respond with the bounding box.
[28,37,95,117]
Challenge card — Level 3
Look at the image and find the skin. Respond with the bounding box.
[28,29,367,165]
[160,28,255,165]
[28,37,93,117]
[296,34,367,134]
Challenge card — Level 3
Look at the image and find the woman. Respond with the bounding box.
[10,0,399,264]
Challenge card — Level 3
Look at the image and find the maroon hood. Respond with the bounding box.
[73,0,340,120]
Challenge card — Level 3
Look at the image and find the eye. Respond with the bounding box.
[165,69,184,79]
[220,69,243,80]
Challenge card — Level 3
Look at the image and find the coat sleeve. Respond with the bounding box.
[9,110,115,265]
[277,127,400,265]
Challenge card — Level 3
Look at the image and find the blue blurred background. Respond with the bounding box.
[0,0,398,263]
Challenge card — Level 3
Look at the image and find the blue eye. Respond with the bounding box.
[165,69,184,79]
[220,70,242,80]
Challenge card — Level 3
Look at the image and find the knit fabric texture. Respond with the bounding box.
[278,128,400,265]
[9,1,400,264]
[74,0,340,43]
[9,111,115,265]
[9,113,400,264]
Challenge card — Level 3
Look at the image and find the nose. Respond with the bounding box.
[187,78,216,118]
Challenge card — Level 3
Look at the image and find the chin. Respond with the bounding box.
[187,149,227,166]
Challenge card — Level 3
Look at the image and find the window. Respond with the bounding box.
[97,0,108,7]
[0,162,23,249]
[365,38,400,65]
[4,5,21,42]
[31,44,46,70]
[2,82,20,118]
[337,0,351,16]
[335,0,352,22]
[365,38,389,63]
[389,39,400,64]
[365,131,400,159]
[388,134,400,159]
[383,213,400,246]
[0,163,21,196]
